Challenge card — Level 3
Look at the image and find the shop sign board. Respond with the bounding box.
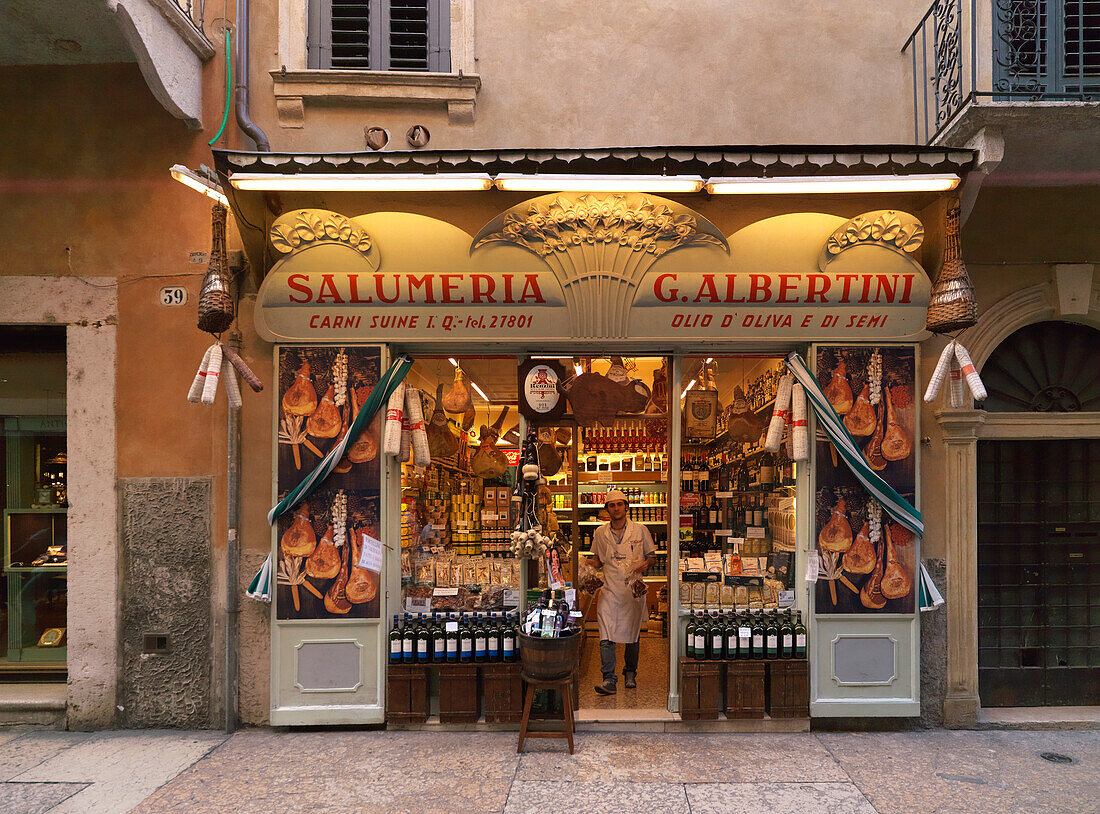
[255,206,932,345]
[517,358,567,421]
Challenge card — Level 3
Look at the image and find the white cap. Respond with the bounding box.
[604,489,629,506]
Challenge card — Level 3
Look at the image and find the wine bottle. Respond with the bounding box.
[793,611,807,659]
[724,612,738,661]
[503,613,517,662]
[710,611,724,660]
[751,612,764,660]
[765,611,779,659]
[402,614,415,664]
[446,613,460,663]
[780,610,794,660]
[432,613,446,664]
[738,613,751,659]
[459,613,473,663]
[389,615,402,664]
[693,612,707,660]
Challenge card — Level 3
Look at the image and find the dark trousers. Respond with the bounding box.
[599,639,640,685]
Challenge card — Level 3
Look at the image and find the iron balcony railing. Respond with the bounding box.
[903,0,1099,144]
[173,0,208,34]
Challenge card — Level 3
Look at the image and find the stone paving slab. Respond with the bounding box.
[503,780,691,814]
[685,782,878,814]
[818,730,1100,814]
[0,730,91,782]
[0,781,87,814]
[515,732,848,783]
[11,730,226,814]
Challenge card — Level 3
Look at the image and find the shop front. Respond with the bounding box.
[218,146,970,727]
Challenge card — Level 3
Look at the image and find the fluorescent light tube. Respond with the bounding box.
[494,174,704,193]
[470,381,490,402]
[448,358,459,367]
[170,164,228,206]
[680,379,697,399]
[705,174,960,195]
[228,173,493,192]
[574,364,584,376]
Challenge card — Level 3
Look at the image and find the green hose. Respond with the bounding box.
[208,27,232,146]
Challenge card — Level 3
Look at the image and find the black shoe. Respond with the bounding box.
[624,672,637,689]
[593,679,617,695]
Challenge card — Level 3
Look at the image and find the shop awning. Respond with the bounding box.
[211,144,975,280]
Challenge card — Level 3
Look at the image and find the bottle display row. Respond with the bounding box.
[389,611,519,664]
[552,488,665,508]
[685,609,807,661]
[580,421,666,453]
[522,589,581,638]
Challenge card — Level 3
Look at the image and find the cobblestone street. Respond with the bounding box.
[0,726,1096,813]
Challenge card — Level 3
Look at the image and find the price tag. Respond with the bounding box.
[778,590,795,608]
[597,471,613,483]
[406,596,431,614]
[432,523,447,531]
[433,587,460,597]
[805,550,820,581]
[357,532,383,572]
[714,529,733,537]
[481,511,497,521]
[747,527,766,539]
[716,491,733,498]
[445,621,459,632]
[503,589,521,607]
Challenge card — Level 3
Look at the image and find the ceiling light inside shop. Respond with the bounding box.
[228,173,494,192]
[469,381,490,403]
[448,358,459,367]
[680,379,697,399]
[494,174,705,193]
[170,164,229,206]
[705,174,960,195]
[574,364,584,376]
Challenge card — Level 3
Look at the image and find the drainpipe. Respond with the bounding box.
[234,0,270,151]
[225,326,243,734]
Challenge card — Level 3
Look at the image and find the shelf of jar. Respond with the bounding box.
[578,520,666,526]
[580,549,668,556]
[554,503,666,511]
[575,472,668,484]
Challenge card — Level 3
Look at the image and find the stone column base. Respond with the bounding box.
[944,693,980,729]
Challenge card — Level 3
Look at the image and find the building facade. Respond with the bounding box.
[0,0,1095,729]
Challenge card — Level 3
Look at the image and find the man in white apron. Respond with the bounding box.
[588,490,657,695]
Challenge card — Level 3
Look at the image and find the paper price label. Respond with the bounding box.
[778,590,795,608]
[714,529,733,537]
[716,491,734,498]
[805,550,820,581]
[433,587,460,597]
[406,597,431,613]
[597,471,613,483]
[747,527,766,539]
[445,621,459,633]
[357,532,383,572]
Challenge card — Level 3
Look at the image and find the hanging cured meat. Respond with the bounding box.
[306,385,342,439]
[725,386,765,443]
[461,405,476,431]
[560,372,650,427]
[333,402,353,474]
[304,524,341,580]
[471,406,510,479]
[426,383,460,460]
[606,356,629,384]
[346,529,379,604]
[281,504,317,558]
[441,365,473,414]
[842,521,876,575]
[336,386,379,465]
[819,496,854,553]
[324,542,352,615]
[881,524,913,600]
[555,427,572,446]
[860,538,888,609]
[881,385,912,461]
[282,361,318,417]
[824,359,854,415]
[863,402,888,471]
[843,385,877,437]
[536,426,563,477]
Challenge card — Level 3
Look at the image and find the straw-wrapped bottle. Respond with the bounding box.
[197,205,235,334]
[926,202,978,334]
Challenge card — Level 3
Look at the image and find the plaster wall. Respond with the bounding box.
[246,0,929,151]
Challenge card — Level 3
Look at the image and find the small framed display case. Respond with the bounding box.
[4,509,67,572]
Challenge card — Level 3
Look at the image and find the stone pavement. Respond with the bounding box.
[0,727,1096,814]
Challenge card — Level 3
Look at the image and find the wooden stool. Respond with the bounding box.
[517,676,575,754]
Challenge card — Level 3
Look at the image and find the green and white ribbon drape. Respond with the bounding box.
[247,554,272,603]
[917,562,944,611]
[785,352,924,538]
[267,353,414,525]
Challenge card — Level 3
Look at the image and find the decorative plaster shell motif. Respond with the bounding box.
[473,194,728,339]
[271,209,379,272]
[819,210,924,271]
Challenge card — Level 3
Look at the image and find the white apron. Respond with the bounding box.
[592,520,656,643]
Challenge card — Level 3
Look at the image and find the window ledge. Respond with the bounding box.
[270,69,482,128]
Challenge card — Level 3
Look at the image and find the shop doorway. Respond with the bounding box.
[977,439,1100,706]
[0,326,67,683]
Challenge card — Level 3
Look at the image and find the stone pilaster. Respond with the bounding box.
[935,408,985,728]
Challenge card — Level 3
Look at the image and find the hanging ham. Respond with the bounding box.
[860,537,888,609]
[471,406,510,479]
[881,524,914,600]
[281,504,317,558]
[304,524,341,580]
[881,385,913,462]
[842,522,876,575]
[843,385,877,437]
[324,542,352,615]
[441,365,472,414]
[863,402,888,471]
[282,361,318,416]
[824,359,854,415]
[725,386,764,443]
[426,383,460,460]
[819,496,854,553]
[346,528,379,604]
[306,385,342,439]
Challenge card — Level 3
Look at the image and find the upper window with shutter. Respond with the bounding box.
[308,0,451,72]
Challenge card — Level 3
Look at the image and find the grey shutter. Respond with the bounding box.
[307,0,333,69]
[330,0,373,70]
[429,0,450,72]
[388,0,431,71]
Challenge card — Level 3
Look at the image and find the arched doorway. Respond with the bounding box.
[977,321,1100,706]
